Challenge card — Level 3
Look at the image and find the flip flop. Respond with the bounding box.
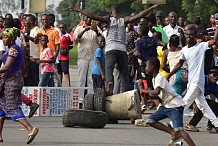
[27,127,39,144]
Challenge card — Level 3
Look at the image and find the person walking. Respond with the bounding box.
[167,24,218,133]
[0,27,38,144]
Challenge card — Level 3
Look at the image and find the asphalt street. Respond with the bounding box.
[1,115,217,146]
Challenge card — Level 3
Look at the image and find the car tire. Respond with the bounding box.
[62,109,108,128]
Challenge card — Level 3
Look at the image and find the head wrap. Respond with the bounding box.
[2,27,19,40]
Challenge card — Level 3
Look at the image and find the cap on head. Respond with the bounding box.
[148,13,156,24]
[196,30,208,37]
[209,66,218,74]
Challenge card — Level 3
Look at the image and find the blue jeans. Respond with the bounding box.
[146,106,184,131]
[105,50,129,92]
[38,72,54,87]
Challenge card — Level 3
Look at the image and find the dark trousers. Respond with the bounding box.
[189,98,218,127]
[105,50,129,92]
[92,74,104,93]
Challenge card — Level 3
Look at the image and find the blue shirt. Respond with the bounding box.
[92,48,105,75]
[204,75,218,98]
[135,36,161,65]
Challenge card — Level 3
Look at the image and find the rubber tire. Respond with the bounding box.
[94,88,106,111]
[62,109,108,128]
[84,94,94,110]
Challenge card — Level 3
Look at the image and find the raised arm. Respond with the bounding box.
[208,23,218,47]
[124,4,161,24]
[69,6,110,24]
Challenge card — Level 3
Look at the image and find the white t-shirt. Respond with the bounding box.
[153,73,185,108]
[180,42,209,92]
[163,24,183,47]
[29,26,40,59]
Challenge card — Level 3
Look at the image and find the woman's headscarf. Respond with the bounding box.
[2,27,19,40]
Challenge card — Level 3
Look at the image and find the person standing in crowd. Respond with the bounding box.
[164,16,170,27]
[167,24,218,133]
[207,14,217,39]
[156,11,164,27]
[37,34,55,87]
[72,15,100,108]
[177,16,185,29]
[126,22,138,90]
[92,35,106,92]
[147,13,169,43]
[23,14,40,86]
[162,34,188,95]
[0,16,4,33]
[58,23,73,87]
[34,14,60,84]
[47,13,62,87]
[135,24,166,111]
[141,58,196,146]
[163,12,185,47]
[69,3,161,96]
[185,67,218,132]
[0,27,38,144]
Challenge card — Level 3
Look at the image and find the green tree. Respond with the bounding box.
[182,0,218,28]
[56,0,81,31]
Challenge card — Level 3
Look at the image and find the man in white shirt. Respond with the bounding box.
[74,15,100,107]
[168,24,218,133]
[163,12,185,47]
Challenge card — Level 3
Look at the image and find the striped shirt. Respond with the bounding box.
[206,27,216,39]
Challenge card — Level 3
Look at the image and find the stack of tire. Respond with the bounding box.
[62,88,108,128]
[62,88,142,128]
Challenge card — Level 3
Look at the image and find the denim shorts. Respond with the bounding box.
[146,106,184,131]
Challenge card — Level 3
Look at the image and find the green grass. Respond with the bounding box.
[69,45,78,65]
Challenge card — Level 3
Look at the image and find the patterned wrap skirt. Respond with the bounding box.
[169,68,188,95]
[0,71,25,120]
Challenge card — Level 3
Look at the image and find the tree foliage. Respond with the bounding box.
[56,0,218,31]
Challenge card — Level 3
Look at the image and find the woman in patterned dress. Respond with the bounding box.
[0,27,38,144]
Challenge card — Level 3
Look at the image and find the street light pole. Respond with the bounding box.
[21,0,25,10]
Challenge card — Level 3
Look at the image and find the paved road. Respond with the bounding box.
[1,115,217,146]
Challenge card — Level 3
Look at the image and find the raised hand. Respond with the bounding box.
[69,6,81,12]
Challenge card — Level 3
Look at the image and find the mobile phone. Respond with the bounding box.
[215,13,218,22]
[91,20,97,28]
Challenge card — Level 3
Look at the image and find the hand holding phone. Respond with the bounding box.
[91,20,97,30]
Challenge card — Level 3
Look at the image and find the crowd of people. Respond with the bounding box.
[0,3,217,145]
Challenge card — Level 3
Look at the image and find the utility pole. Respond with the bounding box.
[21,0,25,11]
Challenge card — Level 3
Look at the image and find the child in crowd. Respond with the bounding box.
[134,24,166,111]
[37,34,55,87]
[92,35,105,92]
[141,58,195,146]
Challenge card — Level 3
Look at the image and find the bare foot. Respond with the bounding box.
[106,82,114,96]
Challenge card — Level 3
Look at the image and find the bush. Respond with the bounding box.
[69,45,78,65]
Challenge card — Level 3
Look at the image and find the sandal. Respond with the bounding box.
[27,127,39,144]
[141,105,147,111]
[0,140,3,142]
